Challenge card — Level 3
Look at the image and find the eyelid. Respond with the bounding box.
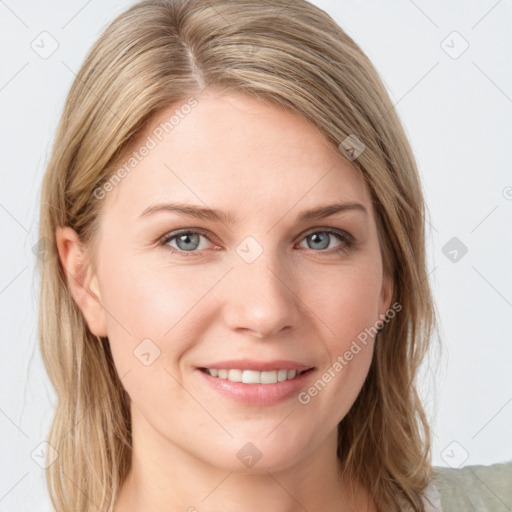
[158,227,215,245]
[297,226,354,243]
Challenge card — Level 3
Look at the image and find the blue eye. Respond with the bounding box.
[298,229,353,253]
[159,228,354,256]
[160,230,214,254]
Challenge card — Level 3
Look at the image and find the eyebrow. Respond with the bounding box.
[139,201,368,224]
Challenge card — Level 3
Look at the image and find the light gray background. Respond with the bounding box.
[1,0,511,510]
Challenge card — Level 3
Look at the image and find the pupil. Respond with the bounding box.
[309,232,329,250]
[177,233,199,251]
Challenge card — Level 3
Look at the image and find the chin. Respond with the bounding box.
[197,433,313,474]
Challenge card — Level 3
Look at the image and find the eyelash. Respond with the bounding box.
[158,227,355,257]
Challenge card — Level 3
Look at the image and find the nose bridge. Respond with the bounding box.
[223,235,299,337]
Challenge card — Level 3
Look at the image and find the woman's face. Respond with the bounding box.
[64,90,392,472]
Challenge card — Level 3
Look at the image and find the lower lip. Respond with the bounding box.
[196,368,316,406]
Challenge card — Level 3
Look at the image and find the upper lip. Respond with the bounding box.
[198,359,314,372]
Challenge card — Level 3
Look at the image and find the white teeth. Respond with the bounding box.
[261,371,277,384]
[277,369,288,381]
[242,370,261,384]
[205,368,306,384]
[228,369,243,382]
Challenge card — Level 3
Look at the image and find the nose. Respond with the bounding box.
[221,248,302,339]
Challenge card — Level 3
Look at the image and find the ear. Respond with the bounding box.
[378,272,394,318]
[55,226,108,337]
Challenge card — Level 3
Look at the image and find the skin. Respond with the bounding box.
[56,89,392,512]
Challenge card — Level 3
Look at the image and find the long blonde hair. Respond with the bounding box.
[37,1,436,510]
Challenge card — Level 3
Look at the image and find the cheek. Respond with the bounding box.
[295,261,382,414]
[97,251,227,372]
[307,260,383,344]
[96,255,215,422]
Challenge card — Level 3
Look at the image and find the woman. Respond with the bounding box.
[38,0,441,510]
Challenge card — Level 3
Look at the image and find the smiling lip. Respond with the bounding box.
[195,359,315,406]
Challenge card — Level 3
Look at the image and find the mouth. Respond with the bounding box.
[199,367,314,384]
[196,365,316,406]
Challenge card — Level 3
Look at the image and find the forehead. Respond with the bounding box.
[102,90,371,222]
